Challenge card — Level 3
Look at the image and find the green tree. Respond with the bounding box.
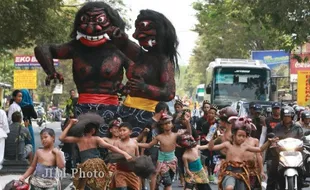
[246,0,310,47]
[185,0,292,94]
[0,0,130,54]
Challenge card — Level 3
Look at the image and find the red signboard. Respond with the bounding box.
[14,56,59,67]
[290,53,310,75]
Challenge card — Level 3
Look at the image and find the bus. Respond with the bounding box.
[194,84,205,103]
[205,58,275,108]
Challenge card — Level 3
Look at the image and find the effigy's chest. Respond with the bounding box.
[128,61,159,81]
[72,50,125,80]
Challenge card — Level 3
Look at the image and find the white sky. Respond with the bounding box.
[122,0,198,65]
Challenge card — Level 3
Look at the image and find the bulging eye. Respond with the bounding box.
[81,15,88,22]
[97,16,105,23]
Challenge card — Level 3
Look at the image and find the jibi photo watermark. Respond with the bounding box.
[42,168,106,179]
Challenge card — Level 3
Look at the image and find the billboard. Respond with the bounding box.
[251,50,289,77]
[290,53,310,83]
[297,71,310,106]
[13,70,37,89]
[14,56,59,67]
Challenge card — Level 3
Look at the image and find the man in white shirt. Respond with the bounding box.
[0,109,9,169]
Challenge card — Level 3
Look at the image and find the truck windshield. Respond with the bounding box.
[213,67,270,103]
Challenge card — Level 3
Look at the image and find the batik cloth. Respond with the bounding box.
[218,161,251,190]
[73,158,111,190]
[117,104,154,137]
[185,168,209,184]
[29,176,60,190]
[110,170,141,190]
[245,160,262,189]
[75,104,118,137]
[156,155,178,175]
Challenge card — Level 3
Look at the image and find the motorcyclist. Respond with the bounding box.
[249,104,266,143]
[263,102,281,164]
[266,106,307,190]
[297,110,310,133]
[294,106,305,122]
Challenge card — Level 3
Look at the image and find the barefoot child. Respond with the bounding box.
[241,117,265,190]
[19,128,65,190]
[110,122,141,190]
[59,115,132,190]
[208,117,276,190]
[138,113,192,190]
[177,134,212,190]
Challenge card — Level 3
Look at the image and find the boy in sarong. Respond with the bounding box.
[138,113,192,190]
[178,134,212,190]
[208,117,276,190]
[111,122,141,190]
[243,123,266,190]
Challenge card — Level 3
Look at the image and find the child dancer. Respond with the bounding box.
[138,113,192,190]
[110,122,141,190]
[59,116,132,190]
[208,117,276,190]
[102,118,121,146]
[19,128,65,190]
[178,134,212,190]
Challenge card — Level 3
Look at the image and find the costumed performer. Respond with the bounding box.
[34,1,134,137]
[108,9,179,137]
[208,117,275,190]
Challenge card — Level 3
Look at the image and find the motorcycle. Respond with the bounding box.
[37,113,47,127]
[303,132,310,177]
[277,137,304,190]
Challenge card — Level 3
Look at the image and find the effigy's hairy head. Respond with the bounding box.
[70,1,125,47]
[133,9,179,66]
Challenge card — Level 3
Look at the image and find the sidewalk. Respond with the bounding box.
[0,175,25,189]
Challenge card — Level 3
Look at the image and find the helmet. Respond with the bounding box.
[272,102,281,109]
[281,106,295,119]
[294,106,305,113]
[301,111,310,120]
[254,104,262,113]
[219,107,238,122]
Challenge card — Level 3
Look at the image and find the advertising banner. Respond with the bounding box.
[251,50,289,77]
[290,53,310,83]
[14,56,59,67]
[297,71,310,106]
[13,70,37,89]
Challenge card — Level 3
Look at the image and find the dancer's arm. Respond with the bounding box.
[138,137,159,149]
[97,138,132,160]
[59,119,79,143]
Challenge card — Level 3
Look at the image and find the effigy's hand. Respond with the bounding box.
[105,26,122,39]
[129,77,147,91]
[45,72,64,86]
[119,83,130,96]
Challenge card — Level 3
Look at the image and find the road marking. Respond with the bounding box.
[64,182,75,190]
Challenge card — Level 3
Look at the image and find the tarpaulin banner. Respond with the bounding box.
[14,56,59,67]
[297,71,310,106]
[251,50,289,77]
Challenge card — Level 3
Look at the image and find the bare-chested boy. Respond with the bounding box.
[178,134,212,190]
[138,113,192,190]
[243,133,265,190]
[208,117,276,190]
[110,122,140,190]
